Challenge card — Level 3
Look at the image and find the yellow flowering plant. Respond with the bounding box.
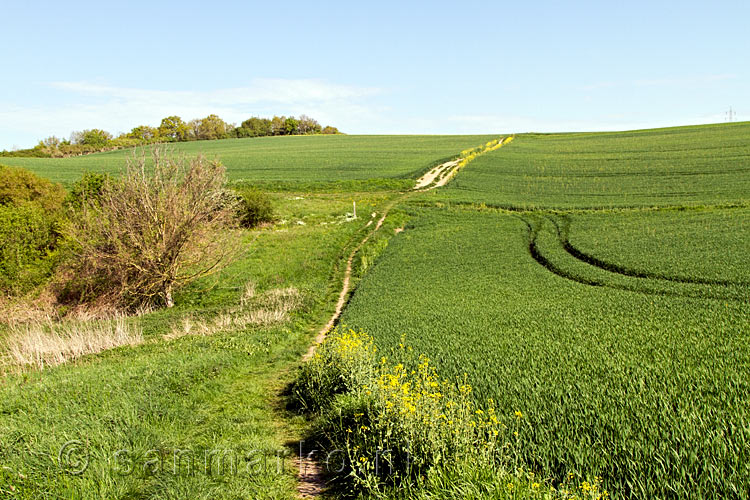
[293,328,606,499]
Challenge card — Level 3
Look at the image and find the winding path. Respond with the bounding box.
[301,157,463,362]
[296,156,465,498]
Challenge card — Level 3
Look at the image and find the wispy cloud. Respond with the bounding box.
[579,73,736,92]
[49,79,380,106]
[437,112,737,135]
[0,79,382,148]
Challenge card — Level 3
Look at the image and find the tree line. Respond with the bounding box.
[1,114,341,158]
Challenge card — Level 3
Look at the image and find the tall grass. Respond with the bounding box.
[3,317,142,369]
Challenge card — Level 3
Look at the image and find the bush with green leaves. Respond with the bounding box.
[236,189,275,228]
[0,164,65,212]
[293,328,608,499]
[65,171,109,210]
[0,165,65,295]
[0,203,59,295]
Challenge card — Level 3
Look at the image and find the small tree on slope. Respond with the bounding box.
[61,148,240,309]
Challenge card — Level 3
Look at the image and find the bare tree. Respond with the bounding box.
[61,148,241,309]
[297,115,321,134]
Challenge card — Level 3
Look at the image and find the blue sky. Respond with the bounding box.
[1,0,748,149]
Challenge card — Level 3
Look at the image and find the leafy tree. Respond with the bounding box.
[158,115,189,141]
[298,115,322,134]
[238,117,272,138]
[42,136,62,148]
[5,114,339,159]
[195,114,229,140]
[270,116,286,136]
[126,125,158,141]
[75,129,112,148]
[187,119,201,141]
[284,117,300,135]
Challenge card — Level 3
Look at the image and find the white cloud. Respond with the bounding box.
[435,113,737,135]
[49,79,380,105]
[0,79,382,148]
[579,74,736,92]
[633,74,736,87]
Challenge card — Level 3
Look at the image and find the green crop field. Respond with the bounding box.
[335,123,750,498]
[0,134,496,187]
[340,208,750,498]
[565,209,750,284]
[440,122,750,209]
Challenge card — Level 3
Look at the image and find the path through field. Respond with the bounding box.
[302,156,462,362]
[413,158,460,189]
[296,156,465,497]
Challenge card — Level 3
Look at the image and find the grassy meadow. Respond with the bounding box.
[0,191,396,499]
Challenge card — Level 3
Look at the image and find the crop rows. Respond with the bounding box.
[566,209,750,285]
[524,213,749,303]
[441,122,750,209]
[0,134,498,186]
[340,208,750,498]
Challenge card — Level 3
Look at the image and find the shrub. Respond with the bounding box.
[0,164,66,212]
[293,329,608,498]
[65,172,109,210]
[0,166,64,296]
[59,148,241,309]
[236,189,275,228]
[0,204,60,295]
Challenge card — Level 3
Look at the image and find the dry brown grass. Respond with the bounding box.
[2,317,143,370]
[239,280,257,308]
[166,286,302,340]
[0,289,59,327]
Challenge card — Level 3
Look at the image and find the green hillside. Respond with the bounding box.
[0,134,497,187]
[441,122,750,208]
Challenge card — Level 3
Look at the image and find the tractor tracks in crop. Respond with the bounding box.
[518,214,748,303]
[549,214,750,288]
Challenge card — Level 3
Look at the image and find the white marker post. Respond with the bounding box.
[353,201,357,219]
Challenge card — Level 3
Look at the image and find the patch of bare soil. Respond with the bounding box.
[295,455,327,498]
[413,159,461,189]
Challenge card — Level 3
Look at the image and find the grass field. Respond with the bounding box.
[0,134,497,188]
[0,192,395,499]
[565,208,750,285]
[440,122,750,209]
[332,122,750,498]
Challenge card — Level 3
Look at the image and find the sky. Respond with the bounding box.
[1,0,748,149]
